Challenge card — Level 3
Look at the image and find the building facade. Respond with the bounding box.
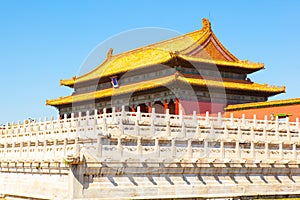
[46,18,285,117]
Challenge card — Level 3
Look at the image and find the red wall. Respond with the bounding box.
[224,104,300,122]
[180,100,226,115]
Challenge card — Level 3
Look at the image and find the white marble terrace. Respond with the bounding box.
[0,106,300,165]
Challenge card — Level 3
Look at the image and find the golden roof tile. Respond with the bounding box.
[60,18,263,87]
[48,75,176,106]
[178,55,264,70]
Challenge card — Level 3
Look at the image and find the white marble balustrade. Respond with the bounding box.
[0,106,299,164]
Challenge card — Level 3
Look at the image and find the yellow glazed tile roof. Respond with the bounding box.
[178,55,264,70]
[47,74,285,106]
[60,18,263,87]
[48,75,176,106]
[225,98,300,111]
[180,77,285,94]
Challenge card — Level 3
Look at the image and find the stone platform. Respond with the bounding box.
[1,107,300,199]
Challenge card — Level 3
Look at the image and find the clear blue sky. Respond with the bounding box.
[0,1,299,123]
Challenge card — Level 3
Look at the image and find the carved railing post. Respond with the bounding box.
[75,137,80,157]
[275,116,279,140]
[224,125,229,139]
[287,126,291,142]
[137,137,142,159]
[203,140,208,158]
[53,139,58,160]
[78,112,82,125]
[43,140,47,161]
[155,138,160,158]
[86,110,92,126]
[165,109,171,136]
[50,116,54,130]
[121,105,126,122]
[195,123,200,139]
[265,142,270,160]
[103,108,107,118]
[293,143,297,160]
[230,113,234,127]
[165,109,170,123]
[102,108,107,132]
[12,142,16,161]
[166,121,171,137]
[235,141,240,159]
[209,124,215,140]
[179,110,184,126]
[181,120,186,138]
[70,113,75,126]
[250,141,255,159]
[241,114,246,127]
[253,114,257,128]
[187,139,192,158]
[37,119,41,131]
[279,142,283,160]
[151,108,156,134]
[237,125,242,140]
[112,107,116,124]
[264,115,268,130]
[19,142,23,159]
[263,127,267,141]
[135,118,140,136]
[63,114,67,126]
[205,111,210,126]
[92,110,97,135]
[217,112,222,127]
[117,137,123,158]
[136,106,141,122]
[119,119,124,135]
[220,140,225,159]
[193,111,197,125]
[63,138,67,158]
[94,109,98,118]
[171,138,176,158]
[96,134,103,158]
[250,126,255,141]
[286,117,291,142]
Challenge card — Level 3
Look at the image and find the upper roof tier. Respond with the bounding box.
[60,18,264,87]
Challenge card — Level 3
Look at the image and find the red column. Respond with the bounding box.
[131,105,136,112]
[175,98,179,115]
[148,102,152,113]
[164,100,168,113]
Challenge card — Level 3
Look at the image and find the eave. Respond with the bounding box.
[47,74,285,106]
[60,54,265,88]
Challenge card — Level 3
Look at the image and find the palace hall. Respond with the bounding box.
[46,18,285,117]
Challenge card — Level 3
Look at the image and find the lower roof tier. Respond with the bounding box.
[46,74,285,106]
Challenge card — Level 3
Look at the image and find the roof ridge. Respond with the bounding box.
[109,18,212,59]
